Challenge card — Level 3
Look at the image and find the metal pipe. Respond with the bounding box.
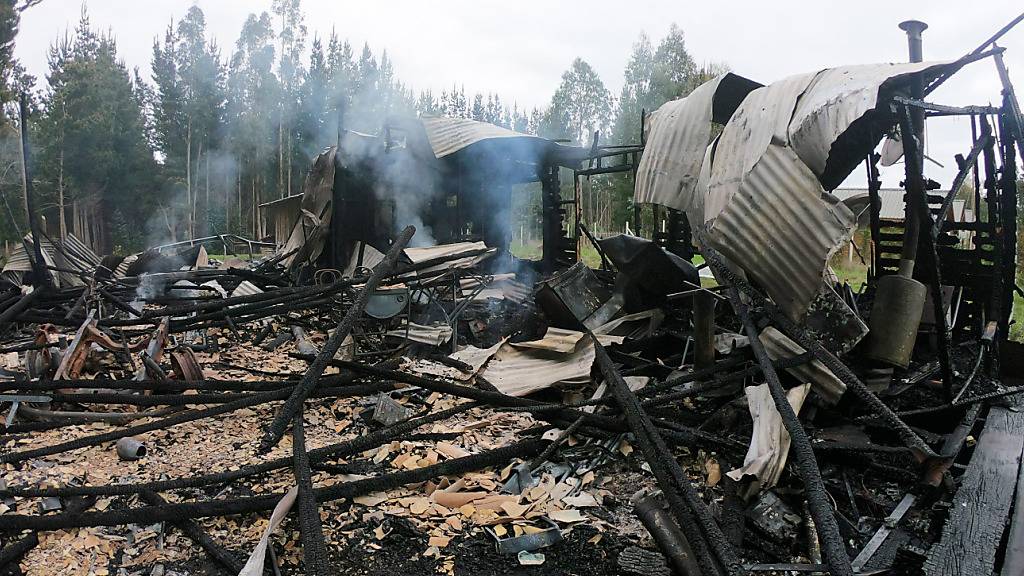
[115,437,146,461]
[693,291,717,372]
[634,493,702,576]
[899,20,927,63]
[897,19,927,271]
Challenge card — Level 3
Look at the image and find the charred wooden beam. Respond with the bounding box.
[924,405,1024,575]
[259,226,415,452]
[725,285,853,576]
[139,491,245,574]
[19,94,52,290]
[588,331,739,576]
[291,415,329,573]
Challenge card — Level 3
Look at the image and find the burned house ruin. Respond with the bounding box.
[1,13,1024,576]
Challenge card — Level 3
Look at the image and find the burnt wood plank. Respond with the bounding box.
[1002,432,1024,576]
[924,406,1024,576]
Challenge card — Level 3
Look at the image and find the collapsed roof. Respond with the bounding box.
[635,59,974,349]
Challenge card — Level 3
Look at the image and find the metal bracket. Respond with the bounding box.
[850,493,916,572]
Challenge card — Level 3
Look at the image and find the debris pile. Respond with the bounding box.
[0,15,1023,576]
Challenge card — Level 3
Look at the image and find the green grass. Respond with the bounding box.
[207,253,255,262]
[831,261,869,288]
[509,241,603,268]
[509,241,542,262]
[1012,290,1024,342]
[510,240,701,271]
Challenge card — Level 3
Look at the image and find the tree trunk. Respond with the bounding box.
[279,118,285,199]
[236,166,242,235]
[252,175,257,239]
[186,120,193,240]
[202,147,210,238]
[192,140,204,239]
[57,102,67,241]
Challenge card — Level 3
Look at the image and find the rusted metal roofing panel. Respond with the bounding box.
[634,73,761,214]
[480,340,595,397]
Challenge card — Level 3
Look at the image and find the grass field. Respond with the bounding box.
[1012,291,1024,342]
[509,240,604,268]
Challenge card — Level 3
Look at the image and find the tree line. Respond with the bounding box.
[0,1,721,254]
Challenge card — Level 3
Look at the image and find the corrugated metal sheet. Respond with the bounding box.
[114,254,137,279]
[480,339,595,397]
[388,322,452,346]
[704,71,819,223]
[511,327,623,353]
[788,60,960,181]
[279,133,384,270]
[634,76,724,213]
[420,117,548,159]
[833,188,910,222]
[634,73,761,215]
[760,326,845,405]
[404,241,492,274]
[230,280,263,298]
[706,144,856,321]
[689,60,974,336]
[281,147,338,269]
[1,233,99,288]
[472,276,531,303]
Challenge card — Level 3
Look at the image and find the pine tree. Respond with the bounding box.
[150,6,225,240]
[37,8,157,252]
[416,89,439,116]
[471,93,485,121]
[651,24,698,103]
[272,0,306,198]
[225,12,277,236]
[298,35,331,152]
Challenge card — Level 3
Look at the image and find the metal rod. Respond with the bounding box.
[897,107,955,399]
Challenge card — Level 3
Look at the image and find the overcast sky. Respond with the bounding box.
[12,1,1024,186]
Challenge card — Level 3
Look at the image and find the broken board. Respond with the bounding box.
[924,405,1024,576]
[1001,408,1024,576]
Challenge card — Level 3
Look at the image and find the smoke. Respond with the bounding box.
[398,214,436,248]
[370,135,442,248]
[129,273,169,316]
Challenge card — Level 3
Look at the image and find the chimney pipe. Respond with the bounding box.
[863,19,931,369]
[897,18,928,270]
[899,20,928,63]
